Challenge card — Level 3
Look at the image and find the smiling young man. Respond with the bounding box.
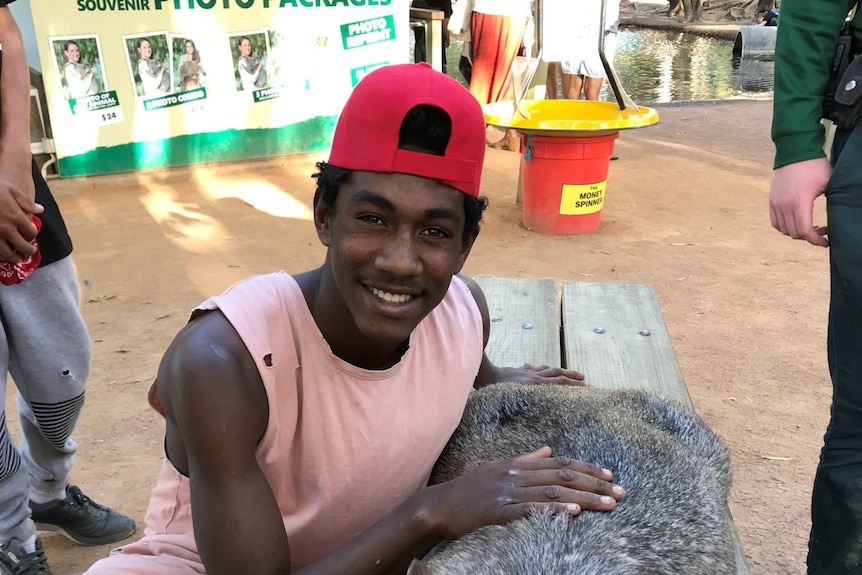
[85,63,625,575]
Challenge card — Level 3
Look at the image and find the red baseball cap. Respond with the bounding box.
[327,63,486,198]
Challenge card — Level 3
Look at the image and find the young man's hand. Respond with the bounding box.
[423,446,624,541]
[494,364,586,386]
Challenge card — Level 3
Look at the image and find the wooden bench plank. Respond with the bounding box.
[474,276,560,368]
[561,282,692,407]
[560,280,748,575]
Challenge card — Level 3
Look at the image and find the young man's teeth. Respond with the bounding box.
[370,287,413,303]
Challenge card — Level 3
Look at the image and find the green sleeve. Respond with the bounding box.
[771,0,858,169]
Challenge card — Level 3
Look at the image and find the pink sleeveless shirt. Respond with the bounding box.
[96,272,483,573]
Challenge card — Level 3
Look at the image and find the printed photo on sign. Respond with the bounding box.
[170,35,208,91]
[122,32,173,99]
[49,35,106,101]
[266,28,331,92]
[227,31,270,92]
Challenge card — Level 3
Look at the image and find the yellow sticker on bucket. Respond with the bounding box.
[559,182,606,215]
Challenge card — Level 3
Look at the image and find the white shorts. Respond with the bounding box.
[561,31,617,78]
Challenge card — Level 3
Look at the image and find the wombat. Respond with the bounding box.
[409,383,736,575]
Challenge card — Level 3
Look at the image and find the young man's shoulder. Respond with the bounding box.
[182,270,305,364]
[171,309,251,372]
[158,309,265,421]
[189,271,295,311]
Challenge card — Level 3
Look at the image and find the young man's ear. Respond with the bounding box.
[313,195,332,247]
[453,231,477,274]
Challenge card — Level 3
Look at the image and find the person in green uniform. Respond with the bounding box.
[769,1,862,573]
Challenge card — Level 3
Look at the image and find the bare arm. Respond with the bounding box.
[0,7,30,177]
[0,7,42,263]
[457,274,585,388]
[159,309,619,575]
[159,312,446,575]
[158,311,291,575]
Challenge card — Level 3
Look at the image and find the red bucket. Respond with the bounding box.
[520,133,618,234]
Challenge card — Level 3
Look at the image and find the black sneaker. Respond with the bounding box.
[0,537,52,575]
[29,486,135,546]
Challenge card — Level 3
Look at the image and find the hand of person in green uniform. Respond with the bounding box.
[769,157,832,247]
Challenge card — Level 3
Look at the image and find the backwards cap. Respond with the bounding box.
[327,63,486,198]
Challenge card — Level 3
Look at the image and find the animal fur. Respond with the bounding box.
[239,55,268,89]
[408,383,736,575]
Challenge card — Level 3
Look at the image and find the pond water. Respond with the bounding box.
[606,28,774,102]
[430,27,774,103]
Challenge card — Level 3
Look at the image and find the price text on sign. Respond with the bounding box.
[80,107,125,127]
[559,182,606,215]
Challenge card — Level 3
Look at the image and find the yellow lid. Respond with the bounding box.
[483,100,660,137]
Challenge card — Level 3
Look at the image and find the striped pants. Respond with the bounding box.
[0,257,89,543]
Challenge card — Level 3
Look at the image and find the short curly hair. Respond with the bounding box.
[312,104,488,240]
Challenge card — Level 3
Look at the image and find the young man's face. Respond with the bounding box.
[316,170,475,349]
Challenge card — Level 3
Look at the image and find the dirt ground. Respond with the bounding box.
[17,98,825,575]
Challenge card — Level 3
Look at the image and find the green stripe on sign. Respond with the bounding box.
[56,115,339,178]
[341,15,395,50]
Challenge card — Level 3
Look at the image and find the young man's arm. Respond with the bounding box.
[159,308,618,575]
[457,274,586,388]
[157,311,292,575]
[0,6,43,263]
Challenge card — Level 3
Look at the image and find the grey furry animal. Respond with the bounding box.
[139,58,171,94]
[409,383,735,575]
[62,62,98,97]
[239,55,268,89]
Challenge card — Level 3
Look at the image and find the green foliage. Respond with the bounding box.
[52,37,100,68]
[268,30,282,50]
[171,36,189,74]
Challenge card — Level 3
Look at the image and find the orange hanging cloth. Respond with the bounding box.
[468,12,529,105]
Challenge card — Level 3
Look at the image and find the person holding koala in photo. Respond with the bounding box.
[61,40,98,99]
[136,37,170,97]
